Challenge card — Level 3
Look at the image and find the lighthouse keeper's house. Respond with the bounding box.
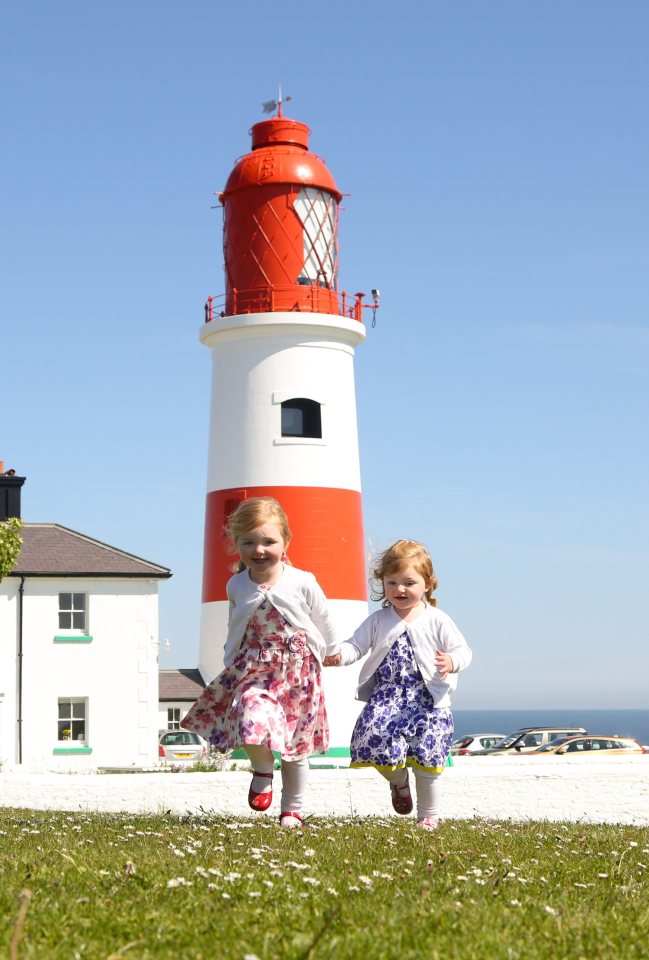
[0,470,171,771]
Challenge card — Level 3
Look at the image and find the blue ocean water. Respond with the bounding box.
[453,709,649,746]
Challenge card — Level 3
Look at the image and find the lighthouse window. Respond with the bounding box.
[293,188,338,288]
[281,398,322,439]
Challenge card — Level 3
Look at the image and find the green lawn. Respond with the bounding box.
[1,809,648,959]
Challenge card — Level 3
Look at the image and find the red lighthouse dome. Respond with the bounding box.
[220,115,343,317]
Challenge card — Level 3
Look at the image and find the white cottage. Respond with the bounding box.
[158,668,205,733]
[0,472,171,771]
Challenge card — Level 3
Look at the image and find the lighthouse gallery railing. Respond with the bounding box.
[203,289,371,324]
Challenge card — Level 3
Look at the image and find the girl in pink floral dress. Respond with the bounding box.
[181,497,339,827]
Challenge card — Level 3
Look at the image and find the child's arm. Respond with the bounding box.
[306,577,339,656]
[436,613,472,679]
[434,649,453,680]
[323,642,362,667]
[323,613,376,666]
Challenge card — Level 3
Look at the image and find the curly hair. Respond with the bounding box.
[370,539,438,607]
[225,497,292,573]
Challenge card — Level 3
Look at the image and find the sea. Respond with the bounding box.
[452,709,649,746]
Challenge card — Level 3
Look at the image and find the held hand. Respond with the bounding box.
[435,650,453,680]
[323,653,342,667]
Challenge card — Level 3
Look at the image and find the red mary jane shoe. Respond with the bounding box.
[279,811,303,828]
[248,770,273,811]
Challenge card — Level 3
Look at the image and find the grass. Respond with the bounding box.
[1,810,648,960]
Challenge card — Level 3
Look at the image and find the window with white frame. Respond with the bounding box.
[58,593,86,630]
[58,698,87,743]
[167,707,181,730]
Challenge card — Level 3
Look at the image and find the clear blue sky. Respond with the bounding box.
[3,2,648,708]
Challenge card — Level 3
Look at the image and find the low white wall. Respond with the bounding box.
[1,756,648,826]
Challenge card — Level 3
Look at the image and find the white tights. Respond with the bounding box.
[380,766,441,820]
[243,744,309,815]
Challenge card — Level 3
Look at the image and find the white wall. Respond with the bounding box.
[1,577,161,771]
[0,582,18,769]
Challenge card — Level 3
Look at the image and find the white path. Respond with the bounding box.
[1,757,648,826]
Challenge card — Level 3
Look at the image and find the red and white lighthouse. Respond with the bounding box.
[199,103,371,753]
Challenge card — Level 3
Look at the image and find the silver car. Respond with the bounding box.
[451,733,507,755]
[476,726,588,755]
[158,731,207,763]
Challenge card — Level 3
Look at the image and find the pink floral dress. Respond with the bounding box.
[181,597,329,760]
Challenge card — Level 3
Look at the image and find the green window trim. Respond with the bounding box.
[53,636,93,644]
[53,747,93,755]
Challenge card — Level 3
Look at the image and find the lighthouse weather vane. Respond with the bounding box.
[262,85,292,117]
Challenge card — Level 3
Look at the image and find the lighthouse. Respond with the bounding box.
[198,102,372,754]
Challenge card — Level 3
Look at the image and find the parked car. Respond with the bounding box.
[451,733,507,755]
[529,735,647,757]
[158,730,207,763]
[474,726,587,755]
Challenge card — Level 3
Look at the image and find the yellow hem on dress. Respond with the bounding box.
[349,759,446,775]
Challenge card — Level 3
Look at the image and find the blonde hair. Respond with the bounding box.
[370,539,438,607]
[225,497,292,573]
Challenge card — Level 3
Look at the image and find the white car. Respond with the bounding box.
[451,733,507,755]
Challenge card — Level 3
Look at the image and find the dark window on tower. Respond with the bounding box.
[281,398,322,439]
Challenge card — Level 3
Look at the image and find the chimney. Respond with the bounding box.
[0,462,25,521]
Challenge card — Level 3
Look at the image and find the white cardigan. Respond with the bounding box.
[340,604,472,707]
[223,564,339,667]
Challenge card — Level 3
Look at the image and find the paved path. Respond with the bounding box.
[2,757,648,825]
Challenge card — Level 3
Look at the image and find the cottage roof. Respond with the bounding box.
[159,668,205,701]
[9,523,171,578]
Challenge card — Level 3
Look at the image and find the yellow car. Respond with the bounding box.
[530,735,646,756]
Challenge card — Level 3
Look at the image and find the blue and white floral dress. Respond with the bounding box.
[350,631,454,774]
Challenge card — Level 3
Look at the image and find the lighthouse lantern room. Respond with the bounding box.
[199,103,372,753]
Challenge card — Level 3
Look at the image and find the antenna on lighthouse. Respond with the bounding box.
[261,85,292,117]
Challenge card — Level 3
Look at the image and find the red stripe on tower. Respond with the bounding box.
[202,486,366,603]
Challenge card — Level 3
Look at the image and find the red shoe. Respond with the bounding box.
[279,811,303,827]
[390,774,413,815]
[248,770,273,811]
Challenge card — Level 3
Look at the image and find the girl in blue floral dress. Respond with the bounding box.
[325,540,472,831]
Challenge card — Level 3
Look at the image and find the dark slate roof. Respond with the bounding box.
[159,668,206,701]
[8,524,171,578]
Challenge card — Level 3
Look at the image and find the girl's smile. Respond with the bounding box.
[237,523,288,585]
[384,564,430,621]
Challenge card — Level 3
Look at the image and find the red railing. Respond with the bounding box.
[203,288,376,324]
